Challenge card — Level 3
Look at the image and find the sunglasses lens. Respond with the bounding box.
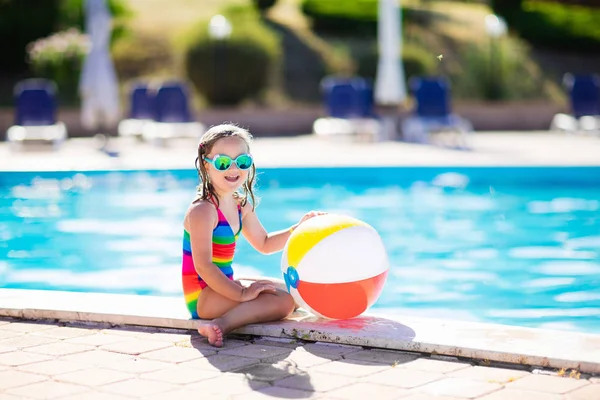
[214,156,232,171]
[236,154,253,170]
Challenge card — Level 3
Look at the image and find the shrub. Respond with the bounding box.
[402,44,439,81]
[26,28,90,104]
[520,1,600,51]
[356,43,438,83]
[492,0,600,52]
[302,0,379,35]
[180,6,281,106]
[112,32,173,80]
[252,0,278,13]
[448,38,560,101]
[300,0,427,36]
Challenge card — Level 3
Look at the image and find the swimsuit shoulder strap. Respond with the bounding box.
[236,203,243,234]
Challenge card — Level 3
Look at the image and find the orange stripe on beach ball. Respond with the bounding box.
[297,270,388,319]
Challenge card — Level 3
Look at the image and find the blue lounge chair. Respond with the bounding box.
[550,74,600,135]
[313,76,381,141]
[6,79,67,149]
[117,82,155,139]
[322,77,363,118]
[141,81,205,143]
[401,76,472,149]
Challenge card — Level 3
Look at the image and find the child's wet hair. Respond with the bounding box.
[195,124,257,209]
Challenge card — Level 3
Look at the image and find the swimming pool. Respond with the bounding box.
[1,166,599,333]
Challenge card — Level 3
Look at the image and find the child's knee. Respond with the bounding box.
[277,290,296,315]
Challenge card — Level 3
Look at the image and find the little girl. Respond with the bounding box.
[182,123,325,347]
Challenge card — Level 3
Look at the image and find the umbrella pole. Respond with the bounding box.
[92,113,119,157]
[374,0,407,141]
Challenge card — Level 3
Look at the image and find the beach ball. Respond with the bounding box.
[281,214,389,319]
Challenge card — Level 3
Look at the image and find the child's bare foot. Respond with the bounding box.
[197,321,224,347]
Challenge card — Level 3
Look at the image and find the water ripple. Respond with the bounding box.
[554,291,600,303]
[509,247,596,260]
[488,308,600,318]
[522,277,576,288]
[528,198,599,214]
[535,261,600,276]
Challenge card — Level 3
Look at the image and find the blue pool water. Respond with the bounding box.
[1,167,599,333]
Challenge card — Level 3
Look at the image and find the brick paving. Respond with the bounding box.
[0,318,597,399]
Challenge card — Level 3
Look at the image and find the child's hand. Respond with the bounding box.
[299,210,327,225]
[240,280,277,302]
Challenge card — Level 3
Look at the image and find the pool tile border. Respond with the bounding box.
[0,289,598,375]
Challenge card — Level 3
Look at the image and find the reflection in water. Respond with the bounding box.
[567,236,600,249]
[1,170,599,333]
[431,172,470,189]
[509,247,596,260]
[522,277,576,288]
[535,261,600,276]
[555,291,600,303]
[528,198,599,214]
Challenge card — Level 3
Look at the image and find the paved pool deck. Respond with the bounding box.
[0,131,599,171]
[1,131,600,398]
[0,315,598,400]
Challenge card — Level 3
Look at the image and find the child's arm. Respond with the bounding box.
[187,202,249,301]
[242,204,326,254]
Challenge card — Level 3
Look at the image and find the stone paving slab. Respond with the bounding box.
[0,318,597,400]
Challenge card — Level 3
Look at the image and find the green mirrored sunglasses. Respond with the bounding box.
[204,153,254,171]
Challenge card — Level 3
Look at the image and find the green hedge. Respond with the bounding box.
[181,6,281,106]
[492,0,600,52]
[301,0,430,36]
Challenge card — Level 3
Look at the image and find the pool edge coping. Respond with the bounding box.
[1,288,599,375]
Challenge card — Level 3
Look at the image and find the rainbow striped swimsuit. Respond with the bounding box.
[181,205,242,319]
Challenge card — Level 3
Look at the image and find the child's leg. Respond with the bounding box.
[236,276,300,310]
[196,287,294,347]
[196,279,278,320]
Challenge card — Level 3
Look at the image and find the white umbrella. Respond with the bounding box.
[374,0,406,106]
[79,0,120,130]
